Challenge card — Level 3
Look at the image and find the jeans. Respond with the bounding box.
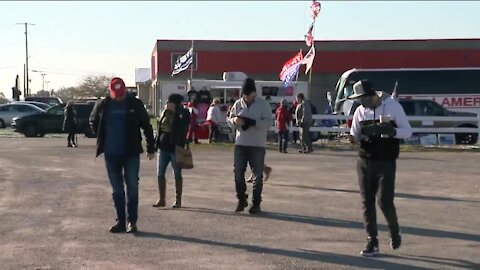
[278,130,289,152]
[299,124,312,151]
[357,158,399,238]
[104,154,140,225]
[157,150,182,181]
[209,124,219,143]
[234,145,266,205]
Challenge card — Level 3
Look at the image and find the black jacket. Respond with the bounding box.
[155,106,190,151]
[63,105,76,132]
[89,96,155,157]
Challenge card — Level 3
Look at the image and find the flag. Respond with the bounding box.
[301,45,315,74]
[279,51,303,87]
[305,22,314,47]
[171,47,194,76]
[310,0,321,20]
[392,79,399,98]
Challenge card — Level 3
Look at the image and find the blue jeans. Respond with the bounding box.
[157,150,182,181]
[278,130,289,152]
[234,145,266,205]
[104,154,140,225]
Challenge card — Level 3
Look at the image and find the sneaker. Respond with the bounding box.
[248,204,261,215]
[109,223,126,233]
[360,237,380,257]
[235,199,248,212]
[152,199,166,207]
[390,233,402,250]
[304,149,313,154]
[264,166,272,182]
[246,175,254,183]
[126,222,137,233]
[298,149,305,153]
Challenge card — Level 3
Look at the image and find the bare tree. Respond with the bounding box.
[76,75,111,98]
[53,87,77,103]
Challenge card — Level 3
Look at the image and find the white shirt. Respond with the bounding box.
[207,105,223,124]
[350,97,412,142]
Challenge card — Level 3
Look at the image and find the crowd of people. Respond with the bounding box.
[88,76,412,257]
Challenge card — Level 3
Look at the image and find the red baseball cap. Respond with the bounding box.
[109,77,126,98]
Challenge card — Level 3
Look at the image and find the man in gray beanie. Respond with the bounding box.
[227,78,273,214]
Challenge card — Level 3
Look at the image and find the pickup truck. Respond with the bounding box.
[398,99,478,144]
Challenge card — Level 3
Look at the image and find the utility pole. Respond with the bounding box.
[41,73,46,90]
[16,22,35,97]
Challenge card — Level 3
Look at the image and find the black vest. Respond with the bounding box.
[359,119,400,160]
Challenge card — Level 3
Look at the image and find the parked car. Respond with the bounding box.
[11,102,95,138]
[398,99,478,144]
[0,103,45,128]
[13,101,51,110]
[25,96,63,106]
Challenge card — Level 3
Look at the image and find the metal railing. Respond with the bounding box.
[267,114,480,145]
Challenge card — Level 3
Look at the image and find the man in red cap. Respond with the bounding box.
[90,77,155,233]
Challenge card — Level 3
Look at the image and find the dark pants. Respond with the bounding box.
[67,131,75,145]
[209,124,219,143]
[278,130,289,152]
[357,158,399,238]
[299,124,312,151]
[234,145,266,205]
[104,154,140,225]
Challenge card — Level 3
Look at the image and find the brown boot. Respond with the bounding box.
[153,177,166,207]
[172,178,183,208]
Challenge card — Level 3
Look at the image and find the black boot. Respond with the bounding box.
[153,177,166,207]
[235,194,248,212]
[248,203,261,214]
[172,178,183,208]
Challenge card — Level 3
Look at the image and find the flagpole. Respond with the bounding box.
[190,40,194,81]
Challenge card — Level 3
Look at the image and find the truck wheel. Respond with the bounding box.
[455,133,478,145]
[24,123,38,137]
[455,125,478,145]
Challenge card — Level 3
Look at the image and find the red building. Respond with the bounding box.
[149,39,480,115]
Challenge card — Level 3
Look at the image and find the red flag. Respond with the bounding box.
[279,51,303,83]
[305,22,314,47]
[310,0,321,20]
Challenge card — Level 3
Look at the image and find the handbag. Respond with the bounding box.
[175,145,194,169]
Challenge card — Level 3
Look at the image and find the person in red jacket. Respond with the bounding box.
[276,98,293,153]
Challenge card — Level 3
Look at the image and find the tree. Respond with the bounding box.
[76,75,111,98]
[53,87,77,103]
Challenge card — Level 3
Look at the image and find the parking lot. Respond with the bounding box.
[0,136,479,269]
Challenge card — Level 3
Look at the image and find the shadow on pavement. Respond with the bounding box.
[269,183,480,204]
[171,207,480,243]
[134,231,431,270]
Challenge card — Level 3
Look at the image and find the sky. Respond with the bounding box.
[1,1,480,98]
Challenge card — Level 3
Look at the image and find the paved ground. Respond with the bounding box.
[0,137,479,270]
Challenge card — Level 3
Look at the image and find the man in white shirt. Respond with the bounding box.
[348,79,412,257]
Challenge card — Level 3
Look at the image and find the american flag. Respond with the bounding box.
[305,22,314,47]
[310,0,321,20]
[279,51,303,87]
